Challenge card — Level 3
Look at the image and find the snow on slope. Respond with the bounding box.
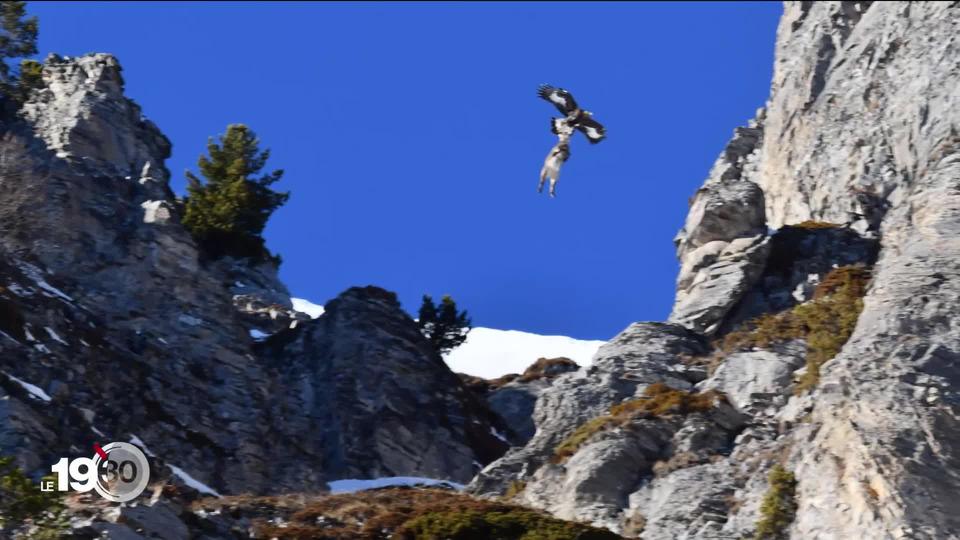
[444,327,605,380]
[291,297,325,318]
[327,476,464,494]
[289,297,604,380]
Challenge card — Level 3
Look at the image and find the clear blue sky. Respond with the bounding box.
[29,2,781,340]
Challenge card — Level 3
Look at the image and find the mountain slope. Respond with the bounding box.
[471,2,960,539]
[0,54,507,498]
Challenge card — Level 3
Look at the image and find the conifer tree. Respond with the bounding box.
[0,1,38,84]
[0,1,41,110]
[418,294,471,354]
[182,124,289,262]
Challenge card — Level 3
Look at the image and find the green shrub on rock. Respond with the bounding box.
[0,456,66,538]
[753,464,798,540]
[399,508,621,540]
[718,265,871,393]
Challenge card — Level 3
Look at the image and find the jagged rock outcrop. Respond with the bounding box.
[469,323,709,498]
[670,117,769,336]
[473,2,960,539]
[257,286,509,484]
[461,357,580,444]
[0,52,506,507]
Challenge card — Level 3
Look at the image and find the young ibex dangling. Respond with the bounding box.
[538,131,571,198]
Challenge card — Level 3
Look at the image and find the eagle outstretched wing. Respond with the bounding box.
[537,84,579,116]
[575,115,606,144]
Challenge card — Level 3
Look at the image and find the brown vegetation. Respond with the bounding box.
[192,487,621,539]
[552,384,724,463]
[717,265,871,393]
[518,357,579,383]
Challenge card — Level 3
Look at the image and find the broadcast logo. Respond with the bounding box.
[42,442,150,502]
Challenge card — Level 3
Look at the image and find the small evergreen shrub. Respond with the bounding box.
[0,456,66,538]
[10,58,42,105]
[753,464,798,540]
[418,294,471,354]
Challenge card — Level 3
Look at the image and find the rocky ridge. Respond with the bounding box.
[0,52,508,507]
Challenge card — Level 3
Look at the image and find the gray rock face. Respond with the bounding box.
[479,358,581,444]
[474,3,960,539]
[258,286,509,484]
[670,119,770,336]
[699,346,805,411]
[758,2,960,538]
[487,380,549,443]
[0,52,505,505]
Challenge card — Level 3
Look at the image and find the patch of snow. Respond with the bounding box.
[490,426,509,444]
[5,374,51,401]
[91,426,105,437]
[157,337,168,345]
[18,263,73,302]
[326,477,465,494]
[23,327,35,342]
[0,330,19,344]
[129,435,157,457]
[80,339,90,347]
[234,281,245,288]
[140,200,166,224]
[6,283,29,296]
[44,327,68,346]
[291,298,325,319]
[249,329,271,341]
[34,343,51,354]
[168,465,221,497]
[444,327,606,379]
[178,314,202,326]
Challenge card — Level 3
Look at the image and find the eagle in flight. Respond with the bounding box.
[537,84,607,144]
[536,84,606,197]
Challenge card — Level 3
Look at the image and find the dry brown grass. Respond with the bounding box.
[715,265,871,393]
[791,220,842,229]
[504,480,527,499]
[517,357,579,383]
[194,487,621,539]
[552,384,725,463]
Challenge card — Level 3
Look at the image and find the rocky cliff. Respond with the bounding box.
[0,52,507,505]
[4,1,960,538]
[471,2,960,539]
